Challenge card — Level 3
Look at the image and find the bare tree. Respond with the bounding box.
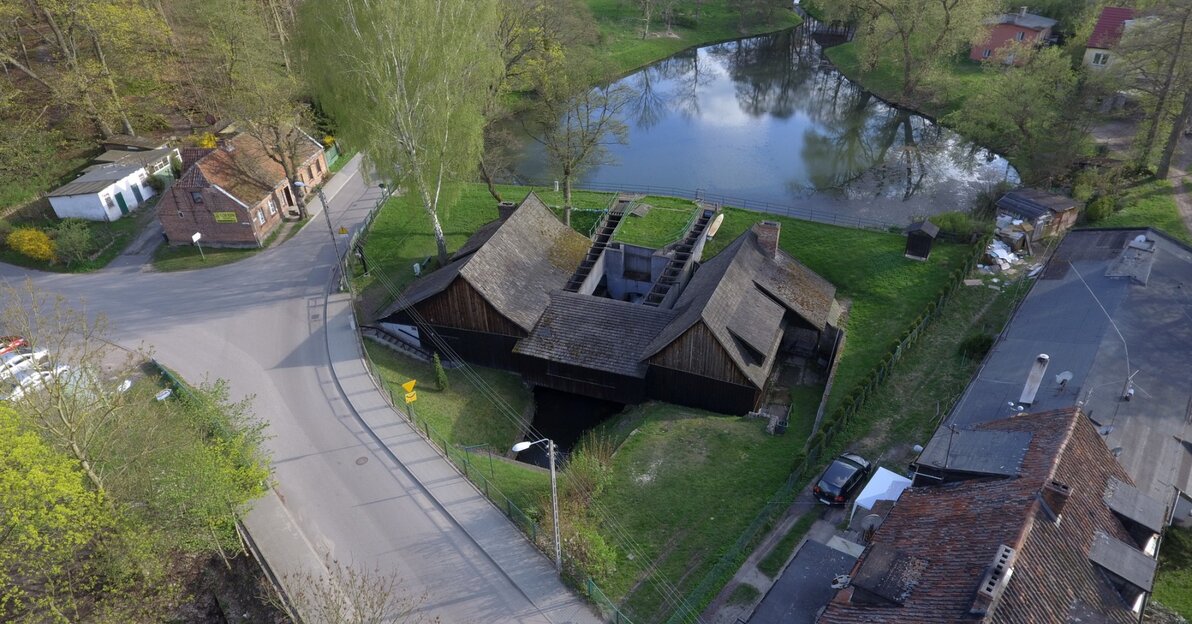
[279,558,437,624]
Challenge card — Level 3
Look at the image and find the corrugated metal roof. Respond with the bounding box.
[996,189,1080,221]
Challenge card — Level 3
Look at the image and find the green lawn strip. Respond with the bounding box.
[363,342,529,452]
[757,507,824,578]
[586,0,802,78]
[824,42,988,119]
[836,280,1022,462]
[613,197,699,248]
[1096,178,1192,245]
[1153,526,1192,619]
[726,583,761,606]
[150,219,295,272]
[327,149,357,174]
[590,403,807,619]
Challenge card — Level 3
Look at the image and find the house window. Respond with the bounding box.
[268,199,277,215]
[982,48,992,59]
[256,209,265,225]
[191,191,204,204]
[102,195,115,208]
[1015,31,1026,41]
[1093,52,1110,66]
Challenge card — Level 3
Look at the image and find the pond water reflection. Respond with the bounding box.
[509,25,1017,225]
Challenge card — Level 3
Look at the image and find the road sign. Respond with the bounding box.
[338,226,349,235]
[191,232,202,243]
[402,380,417,393]
[404,391,417,404]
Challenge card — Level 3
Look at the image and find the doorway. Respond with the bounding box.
[115,192,129,215]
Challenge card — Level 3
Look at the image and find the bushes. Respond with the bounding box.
[7,227,54,262]
[433,353,449,391]
[0,219,12,247]
[930,211,989,239]
[1086,195,1117,222]
[54,220,93,266]
[958,332,994,360]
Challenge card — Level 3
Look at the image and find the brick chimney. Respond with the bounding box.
[1038,480,1071,522]
[752,221,781,258]
[497,201,518,221]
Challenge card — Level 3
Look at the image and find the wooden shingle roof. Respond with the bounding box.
[820,408,1158,624]
[382,192,591,332]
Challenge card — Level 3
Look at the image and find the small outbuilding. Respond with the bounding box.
[904,221,940,260]
[47,148,178,222]
[995,188,1081,242]
[1084,7,1135,70]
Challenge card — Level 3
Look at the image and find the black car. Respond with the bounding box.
[813,453,872,505]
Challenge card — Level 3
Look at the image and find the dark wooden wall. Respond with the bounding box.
[519,358,646,404]
[649,322,754,388]
[415,325,522,371]
[415,279,524,337]
[645,365,760,414]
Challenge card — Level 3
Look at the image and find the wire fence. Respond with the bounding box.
[515,179,900,231]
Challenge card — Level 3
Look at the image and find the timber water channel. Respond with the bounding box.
[508,20,1019,227]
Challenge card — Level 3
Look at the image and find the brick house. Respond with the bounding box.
[157,131,327,247]
[970,7,1058,65]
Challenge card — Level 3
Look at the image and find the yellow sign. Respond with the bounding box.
[401,380,417,393]
[213,211,237,223]
[404,391,417,404]
[338,226,349,235]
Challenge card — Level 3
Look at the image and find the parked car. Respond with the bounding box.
[0,348,50,381]
[0,336,28,357]
[813,453,872,505]
[5,365,71,401]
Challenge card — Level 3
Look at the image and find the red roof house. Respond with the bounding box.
[819,408,1164,623]
[1085,7,1135,69]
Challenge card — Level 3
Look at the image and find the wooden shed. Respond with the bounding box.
[905,221,940,260]
[996,189,1081,241]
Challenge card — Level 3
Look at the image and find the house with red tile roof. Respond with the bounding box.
[157,131,326,247]
[819,408,1164,623]
[1084,7,1135,70]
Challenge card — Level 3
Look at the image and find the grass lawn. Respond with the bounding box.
[613,197,699,248]
[150,217,300,272]
[0,204,154,272]
[1096,178,1192,245]
[364,343,529,451]
[824,42,989,119]
[1153,526,1192,619]
[327,149,357,175]
[586,0,801,78]
[589,403,809,619]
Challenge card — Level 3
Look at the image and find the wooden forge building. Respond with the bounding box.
[379,192,843,415]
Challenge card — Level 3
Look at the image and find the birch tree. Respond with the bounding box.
[296,0,502,266]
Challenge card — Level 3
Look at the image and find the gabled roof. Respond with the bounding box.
[381,192,592,332]
[821,408,1160,624]
[189,132,322,207]
[907,221,940,238]
[1088,7,1135,49]
[49,150,175,197]
[989,11,1059,30]
[996,188,1080,220]
[642,228,838,388]
[514,291,677,377]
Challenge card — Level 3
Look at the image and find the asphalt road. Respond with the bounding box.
[0,158,595,623]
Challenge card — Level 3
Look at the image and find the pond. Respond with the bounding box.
[507,23,1018,227]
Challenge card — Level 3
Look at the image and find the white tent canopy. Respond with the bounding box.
[850,467,913,525]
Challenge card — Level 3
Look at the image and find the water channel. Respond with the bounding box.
[508,23,1018,226]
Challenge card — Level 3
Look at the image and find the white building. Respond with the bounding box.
[47,147,178,222]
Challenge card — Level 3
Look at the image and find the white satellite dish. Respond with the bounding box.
[860,514,883,533]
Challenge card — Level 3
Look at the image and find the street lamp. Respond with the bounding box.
[293,180,340,261]
[512,437,562,574]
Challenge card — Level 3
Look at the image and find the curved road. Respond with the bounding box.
[0,157,597,623]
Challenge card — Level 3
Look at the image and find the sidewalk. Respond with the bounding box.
[320,253,600,622]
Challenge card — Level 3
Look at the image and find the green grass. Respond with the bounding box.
[364,343,530,451]
[1153,526,1192,619]
[612,197,699,248]
[0,205,154,272]
[586,0,801,77]
[590,403,809,619]
[1095,178,1192,244]
[824,42,989,118]
[0,155,92,213]
[150,218,297,272]
[327,149,357,175]
[726,583,761,606]
[757,508,823,578]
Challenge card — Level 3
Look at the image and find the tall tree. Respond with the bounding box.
[1118,1,1192,172]
[831,0,998,99]
[297,0,502,265]
[527,58,631,224]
